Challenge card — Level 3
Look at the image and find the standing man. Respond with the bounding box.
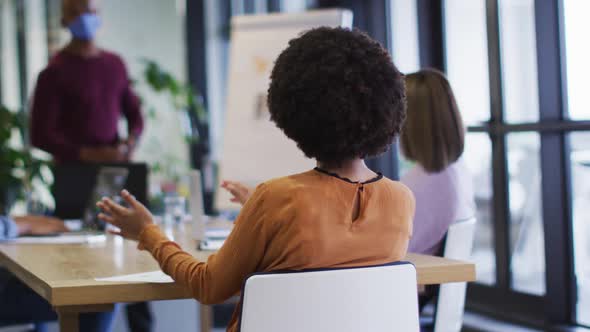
[30,0,143,163]
[29,1,151,330]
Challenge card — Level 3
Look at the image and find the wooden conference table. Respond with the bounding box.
[0,222,476,332]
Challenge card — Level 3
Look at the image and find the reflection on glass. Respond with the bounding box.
[499,0,539,123]
[1,0,22,109]
[205,0,231,160]
[564,0,590,120]
[507,133,546,295]
[463,133,495,284]
[444,0,490,126]
[24,0,49,96]
[570,132,590,326]
[390,0,420,74]
[281,0,310,13]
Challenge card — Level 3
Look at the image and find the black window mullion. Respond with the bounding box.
[534,0,576,324]
[416,0,445,71]
[485,0,511,291]
[469,121,590,134]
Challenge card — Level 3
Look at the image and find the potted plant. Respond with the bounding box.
[0,105,49,214]
[140,60,214,213]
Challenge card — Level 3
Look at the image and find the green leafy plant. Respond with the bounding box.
[142,59,208,144]
[0,105,49,213]
[137,60,212,186]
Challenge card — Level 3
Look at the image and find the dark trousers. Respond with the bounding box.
[126,302,153,332]
[0,270,118,332]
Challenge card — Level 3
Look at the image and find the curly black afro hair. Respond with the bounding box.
[268,27,406,166]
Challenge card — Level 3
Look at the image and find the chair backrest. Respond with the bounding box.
[434,217,477,332]
[239,262,420,332]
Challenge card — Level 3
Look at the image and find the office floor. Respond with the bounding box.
[211,314,545,332]
[40,300,200,332]
[463,312,541,332]
[19,300,587,332]
[578,279,590,326]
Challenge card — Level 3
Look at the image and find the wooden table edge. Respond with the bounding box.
[47,263,476,306]
[417,263,476,285]
[0,247,477,306]
[0,250,53,302]
[49,281,192,306]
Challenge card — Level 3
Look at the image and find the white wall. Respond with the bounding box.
[96,0,190,187]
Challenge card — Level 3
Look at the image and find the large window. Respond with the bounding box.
[389,0,419,74]
[444,0,490,127]
[498,0,546,296]
[442,0,581,326]
[564,0,590,121]
[463,133,495,285]
[499,0,539,124]
[564,0,590,326]
[570,132,590,327]
[506,132,545,295]
[444,0,496,287]
[0,0,22,109]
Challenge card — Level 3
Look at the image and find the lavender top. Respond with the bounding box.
[402,159,475,255]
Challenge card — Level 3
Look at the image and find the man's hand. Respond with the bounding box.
[13,216,68,236]
[118,135,137,160]
[96,190,154,241]
[80,146,126,163]
[220,180,254,205]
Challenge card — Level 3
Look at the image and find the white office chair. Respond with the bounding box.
[432,217,477,332]
[239,262,420,332]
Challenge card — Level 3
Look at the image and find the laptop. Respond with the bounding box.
[52,163,148,220]
[82,167,129,231]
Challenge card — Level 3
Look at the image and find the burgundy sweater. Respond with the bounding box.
[30,50,143,162]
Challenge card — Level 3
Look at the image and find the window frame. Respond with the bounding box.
[416,0,584,327]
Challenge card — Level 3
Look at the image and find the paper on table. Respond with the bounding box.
[198,227,232,251]
[7,234,107,245]
[95,270,174,283]
[205,228,232,239]
[64,219,83,231]
[199,239,225,251]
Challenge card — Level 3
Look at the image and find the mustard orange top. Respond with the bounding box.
[138,169,415,332]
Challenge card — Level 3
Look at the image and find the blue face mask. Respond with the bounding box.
[68,13,101,40]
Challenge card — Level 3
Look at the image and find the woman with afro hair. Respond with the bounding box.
[96,27,415,332]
